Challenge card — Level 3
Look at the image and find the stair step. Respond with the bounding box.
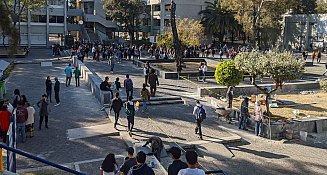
[145,100,184,105]
[131,96,182,102]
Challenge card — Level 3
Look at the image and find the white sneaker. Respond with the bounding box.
[54,103,60,106]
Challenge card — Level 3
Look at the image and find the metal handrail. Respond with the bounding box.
[0,144,85,175]
[205,170,228,175]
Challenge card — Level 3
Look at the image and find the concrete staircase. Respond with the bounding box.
[131,96,184,105]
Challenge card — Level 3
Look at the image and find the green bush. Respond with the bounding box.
[215,61,243,86]
[320,78,327,92]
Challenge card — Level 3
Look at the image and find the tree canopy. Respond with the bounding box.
[104,0,145,44]
[214,61,243,86]
[157,18,203,48]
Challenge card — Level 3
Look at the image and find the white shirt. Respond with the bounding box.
[193,104,205,116]
[202,65,208,72]
[6,103,14,113]
[26,106,35,125]
[178,168,205,175]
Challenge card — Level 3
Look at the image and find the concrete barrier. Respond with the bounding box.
[198,81,320,97]
[73,58,111,105]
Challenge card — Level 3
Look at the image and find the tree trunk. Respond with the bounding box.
[171,1,182,62]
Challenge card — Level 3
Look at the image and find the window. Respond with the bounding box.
[154,5,160,11]
[20,14,28,22]
[49,16,65,23]
[164,19,170,26]
[49,0,65,5]
[164,4,171,11]
[49,16,56,23]
[39,15,47,23]
[57,16,64,23]
[31,15,39,22]
[153,19,160,26]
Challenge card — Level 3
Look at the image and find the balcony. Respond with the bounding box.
[67,24,83,31]
[67,9,84,16]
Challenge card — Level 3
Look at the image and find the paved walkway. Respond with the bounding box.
[4,50,126,174]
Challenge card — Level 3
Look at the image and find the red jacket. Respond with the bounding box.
[0,111,11,132]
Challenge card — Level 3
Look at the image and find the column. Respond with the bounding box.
[150,4,154,36]
[27,10,31,48]
[160,1,165,33]
[46,1,50,48]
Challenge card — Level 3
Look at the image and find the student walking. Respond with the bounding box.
[148,69,159,97]
[64,63,73,87]
[26,103,35,138]
[45,76,52,103]
[140,83,151,113]
[125,96,136,136]
[54,77,60,106]
[37,94,50,130]
[110,92,123,129]
[192,100,206,140]
[74,67,81,87]
[124,74,133,101]
[143,62,150,86]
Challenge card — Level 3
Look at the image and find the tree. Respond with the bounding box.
[214,61,243,86]
[199,0,238,43]
[171,0,182,61]
[157,18,204,49]
[104,0,145,44]
[0,0,19,58]
[234,51,304,116]
[316,2,327,14]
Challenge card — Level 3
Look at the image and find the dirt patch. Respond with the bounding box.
[233,92,327,120]
[0,47,26,55]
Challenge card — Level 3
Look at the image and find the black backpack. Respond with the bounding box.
[198,105,206,120]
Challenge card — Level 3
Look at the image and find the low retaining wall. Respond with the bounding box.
[133,59,214,79]
[73,57,111,105]
[198,81,320,97]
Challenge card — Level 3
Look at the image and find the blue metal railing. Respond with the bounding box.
[205,170,228,175]
[0,144,85,175]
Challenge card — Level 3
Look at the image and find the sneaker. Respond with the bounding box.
[128,131,132,137]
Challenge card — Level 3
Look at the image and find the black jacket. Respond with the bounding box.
[54,81,60,92]
[120,157,137,175]
[148,73,159,87]
[110,98,123,113]
[45,79,52,90]
[128,163,155,175]
[168,160,188,175]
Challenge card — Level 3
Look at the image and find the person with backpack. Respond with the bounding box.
[192,100,206,140]
[125,96,136,136]
[15,101,28,143]
[110,92,123,129]
[124,74,133,101]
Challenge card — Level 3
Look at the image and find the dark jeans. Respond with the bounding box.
[239,114,248,130]
[145,75,148,85]
[150,86,157,97]
[0,130,7,143]
[75,77,80,87]
[39,115,48,129]
[127,116,134,132]
[195,119,203,139]
[255,121,263,136]
[114,111,120,127]
[126,89,133,100]
[55,91,60,104]
[66,76,71,86]
[46,89,52,102]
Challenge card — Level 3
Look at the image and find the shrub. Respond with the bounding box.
[215,61,243,86]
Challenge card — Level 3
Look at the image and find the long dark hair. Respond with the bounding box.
[101,153,116,172]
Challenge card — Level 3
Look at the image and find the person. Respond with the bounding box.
[148,69,159,97]
[110,92,123,129]
[74,67,81,87]
[143,62,150,86]
[25,102,35,138]
[142,136,163,161]
[254,101,264,136]
[226,86,234,108]
[100,76,113,98]
[197,63,203,81]
[311,51,316,63]
[120,147,137,175]
[176,61,182,80]
[0,105,11,143]
[37,94,50,130]
[192,100,205,140]
[45,76,52,103]
[140,83,151,113]
[64,63,73,87]
[54,77,60,106]
[177,151,205,175]
[201,62,208,82]
[125,96,136,136]
[109,54,115,73]
[100,153,118,175]
[114,77,121,94]
[12,89,20,109]
[124,74,133,101]
[15,101,28,143]
[168,147,188,175]
[128,151,155,175]
[239,97,249,130]
[317,50,322,63]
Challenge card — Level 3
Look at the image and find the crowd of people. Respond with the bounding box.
[100,146,205,175]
